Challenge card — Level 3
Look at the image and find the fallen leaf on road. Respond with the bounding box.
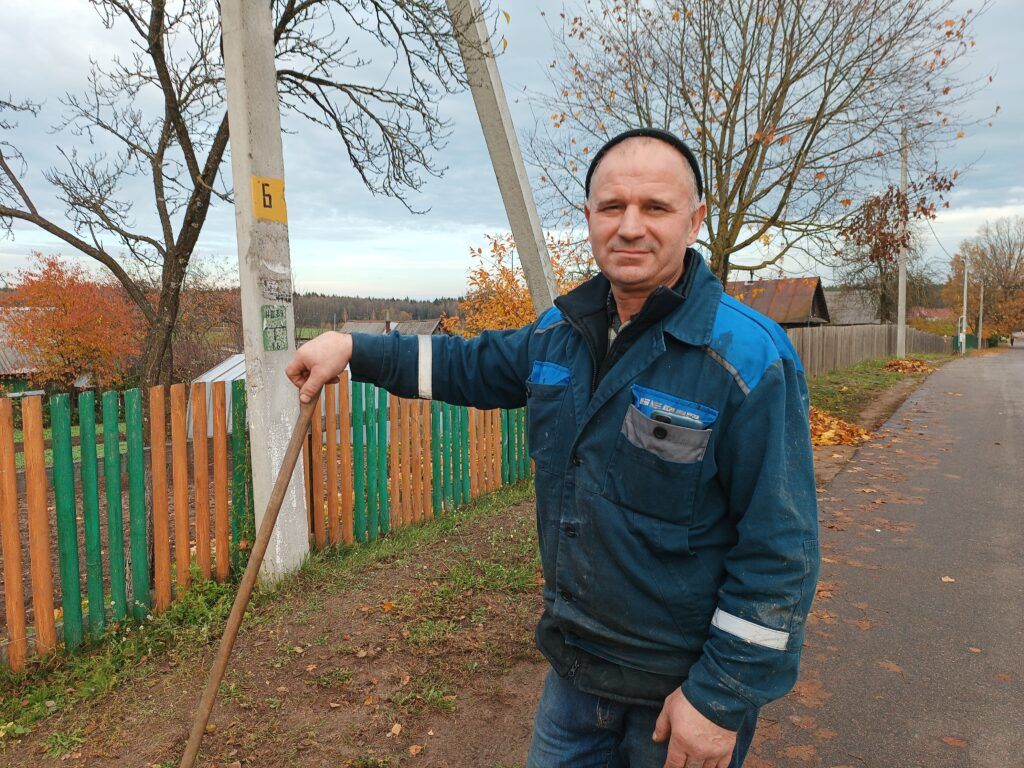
[390,723,402,736]
[942,736,968,748]
[409,745,423,756]
[994,673,1012,683]
[968,647,982,653]
[877,660,903,675]
[941,576,956,583]
[778,744,817,761]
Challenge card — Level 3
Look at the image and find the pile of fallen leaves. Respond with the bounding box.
[884,358,935,374]
[809,406,871,446]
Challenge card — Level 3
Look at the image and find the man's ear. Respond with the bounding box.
[583,200,592,227]
[687,201,707,246]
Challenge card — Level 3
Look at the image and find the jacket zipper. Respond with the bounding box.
[567,658,580,680]
[561,311,601,395]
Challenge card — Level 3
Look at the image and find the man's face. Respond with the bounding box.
[584,139,706,296]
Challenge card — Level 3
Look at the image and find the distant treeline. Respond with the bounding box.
[294,292,462,328]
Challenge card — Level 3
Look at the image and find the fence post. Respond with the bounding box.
[352,382,366,543]
[101,392,128,619]
[365,385,379,541]
[431,401,442,517]
[460,406,471,503]
[23,397,57,652]
[377,387,389,535]
[169,384,191,593]
[50,393,83,649]
[443,403,453,511]
[0,398,28,670]
[78,391,105,638]
[190,383,211,581]
[230,380,255,573]
[148,386,171,612]
[211,383,230,581]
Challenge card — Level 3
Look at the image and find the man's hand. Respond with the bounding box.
[284,332,353,403]
[652,688,736,768]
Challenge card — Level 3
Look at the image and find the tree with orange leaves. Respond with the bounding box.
[1,253,145,391]
[443,233,591,337]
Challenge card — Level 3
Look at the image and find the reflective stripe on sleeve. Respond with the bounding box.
[417,335,432,399]
[711,608,789,650]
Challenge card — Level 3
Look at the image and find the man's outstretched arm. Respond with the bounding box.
[285,324,537,410]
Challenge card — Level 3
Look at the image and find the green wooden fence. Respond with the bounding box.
[0,378,530,671]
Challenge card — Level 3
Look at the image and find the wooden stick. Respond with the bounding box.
[179,399,315,768]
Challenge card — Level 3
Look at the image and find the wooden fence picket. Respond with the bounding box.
[23,396,56,654]
[149,386,172,613]
[170,384,190,591]
[0,399,27,670]
[190,382,211,580]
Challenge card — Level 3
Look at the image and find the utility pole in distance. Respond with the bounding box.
[896,125,909,358]
[978,281,985,348]
[960,258,969,356]
[444,0,559,314]
[220,0,309,578]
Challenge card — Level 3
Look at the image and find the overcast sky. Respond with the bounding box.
[1,0,1020,298]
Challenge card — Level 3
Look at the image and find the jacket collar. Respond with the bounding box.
[555,248,723,348]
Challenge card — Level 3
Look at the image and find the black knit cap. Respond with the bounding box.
[583,127,703,201]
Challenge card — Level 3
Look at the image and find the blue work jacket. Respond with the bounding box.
[349,250,820,731]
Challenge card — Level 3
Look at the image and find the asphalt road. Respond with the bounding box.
[750,348,1023,768]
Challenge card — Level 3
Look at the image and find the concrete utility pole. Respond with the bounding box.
[444,0,559,314]
[978,281,984,347]
[221,0,308,578]
[896,125,909,358]
[960,258,969,356]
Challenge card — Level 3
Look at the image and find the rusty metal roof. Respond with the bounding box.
[0,309,35,377]
[725,277,830,326]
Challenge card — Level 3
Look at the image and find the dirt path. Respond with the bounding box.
[811,375,928,489]
[1,490,546,768]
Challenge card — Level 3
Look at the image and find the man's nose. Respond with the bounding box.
[617,204,645,239]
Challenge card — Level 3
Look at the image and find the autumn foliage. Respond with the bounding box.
[809,406,871,447]
[1,253,145,390]
[884,359,935,375]
[443,234,592,337]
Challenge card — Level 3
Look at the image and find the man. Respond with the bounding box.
[286,128,819,768]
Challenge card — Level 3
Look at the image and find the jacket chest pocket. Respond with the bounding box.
[526,362,573,469]
[603,405,711,534]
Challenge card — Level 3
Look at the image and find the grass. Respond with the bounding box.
[0,479,536,746]
[42,727,85,758]
[808,353,952,423]
[390,672,458,714]
[11,419,128,469]
[0,574,236,743]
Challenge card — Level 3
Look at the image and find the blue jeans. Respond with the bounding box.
[527,667,759,768]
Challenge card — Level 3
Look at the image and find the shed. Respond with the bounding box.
[726,277,831,328]
[824,288,881,326]
[188,353,246,438]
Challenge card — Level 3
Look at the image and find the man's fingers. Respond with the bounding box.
[652,705,671,743]
[299,368,329,404]
[662,744,690,768]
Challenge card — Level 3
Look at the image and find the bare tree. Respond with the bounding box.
[528,0,996,281]
[1,0,484,389]
[947,216,1024,336]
